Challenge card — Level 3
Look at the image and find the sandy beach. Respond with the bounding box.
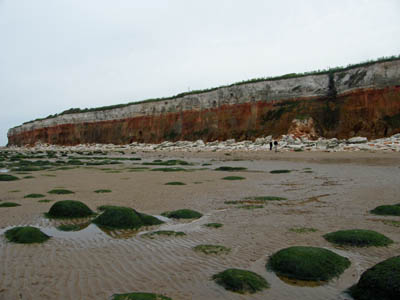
[1,150,400,300]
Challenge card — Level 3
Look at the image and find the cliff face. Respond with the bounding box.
[8,60,400,146]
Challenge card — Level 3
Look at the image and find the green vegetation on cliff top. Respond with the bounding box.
[22,55,400,125]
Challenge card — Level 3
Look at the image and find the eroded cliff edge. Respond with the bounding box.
[7,60,400,146]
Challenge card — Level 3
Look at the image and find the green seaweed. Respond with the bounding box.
[348,256,400,300]
[0,174,19,181]
[94,189,112,193]
[212,268,269,294]
[142,230,186,239]
[0,202,21,207]
[5,226,50,244]
[47,200,94,218]
[112,292,172,300]
[270,170,291,174]
[204,223,223,228]
[267,246,350,281]
[161,209,202,219]
[194,244,230,255]
[24,193,45,198]
[215,166,247,171]
[323,229,393,247]
[222,176,246,180]
[93,206,163,229]
[370,205,400,216]
[48,189,75,195]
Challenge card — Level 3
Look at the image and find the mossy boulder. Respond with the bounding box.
[267,246,350,281]
[5,226,50,244]
[47,200,94,218]
[93,206,163,229]
[324,229,393,247]
[112,292,172,300]
[370,204,400,216]
[161,209,202,219]
[212,268,269,294]
[349,256,400,300]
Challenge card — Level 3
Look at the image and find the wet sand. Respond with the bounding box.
[1,151,400,299]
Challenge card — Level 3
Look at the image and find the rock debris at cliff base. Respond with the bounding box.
[4,133,400,153]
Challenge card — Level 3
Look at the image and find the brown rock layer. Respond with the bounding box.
[7,86,400,146]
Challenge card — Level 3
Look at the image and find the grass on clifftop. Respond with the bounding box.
[93,206,163,229]
[112,292,172,300]
[323,229,393,247]
[47,200,94,218]
[348,256,400,300]
[267,246,351,282]
[24,55,400,124]
[161,209,202,219]
[5,226,50,244]
[212,268,269,294]
[0,174,19,181]
[370,204,400,216]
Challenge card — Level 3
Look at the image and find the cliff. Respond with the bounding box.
[7,59,400,146]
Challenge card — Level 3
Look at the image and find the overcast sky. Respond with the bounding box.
[1,0,399,146]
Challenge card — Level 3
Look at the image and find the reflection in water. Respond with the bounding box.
[57,222,90,232]
[0,214,174,241]
[278,275,327,287]
[0,169,9,173]
[96,226,140,239]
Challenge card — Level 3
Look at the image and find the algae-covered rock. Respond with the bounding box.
[0,174,19,181]
[349,256,400,300]
[212,268,269,294]
[47,200,94,218]
[324,229,393,247]
[161,209,202,219]
[267,246,350,281]
[370,204,400,216]
[5,226,50,244]
[93,206,163,229]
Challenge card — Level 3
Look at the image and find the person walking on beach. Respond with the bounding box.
[269,141,273,151]
[274,140,278,152]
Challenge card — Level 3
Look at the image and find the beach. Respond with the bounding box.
[0,150,400,299]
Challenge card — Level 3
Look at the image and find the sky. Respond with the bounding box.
[0,0,399,146]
